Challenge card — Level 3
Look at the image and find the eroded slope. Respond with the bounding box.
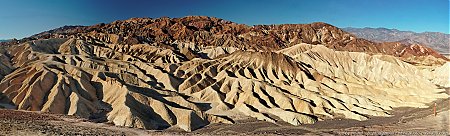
[0,37,448,131]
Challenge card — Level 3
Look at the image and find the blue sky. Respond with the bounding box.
[0,0,448,39]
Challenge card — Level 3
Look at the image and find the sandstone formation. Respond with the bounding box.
[0,16,448,131]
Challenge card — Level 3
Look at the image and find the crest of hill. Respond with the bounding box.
[22,16,447,60]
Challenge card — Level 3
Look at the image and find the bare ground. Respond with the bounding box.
[0,91,448,136]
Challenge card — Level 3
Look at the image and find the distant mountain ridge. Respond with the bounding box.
[343,27,450,53]
[19,16,447,60]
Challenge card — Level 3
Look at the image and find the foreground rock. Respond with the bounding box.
[0,109,127,135]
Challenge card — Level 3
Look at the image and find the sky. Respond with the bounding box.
[0,0,448,39]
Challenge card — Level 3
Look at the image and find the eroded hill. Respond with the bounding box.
[0,16,448,131]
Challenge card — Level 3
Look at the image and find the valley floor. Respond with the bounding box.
[0,90,449,136]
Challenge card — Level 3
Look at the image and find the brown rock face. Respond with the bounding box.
[27,16,446,60]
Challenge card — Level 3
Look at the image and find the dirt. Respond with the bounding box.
[0,110,132,136]
[0,94,448,136]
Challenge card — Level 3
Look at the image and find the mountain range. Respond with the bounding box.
[343,27,449,54]
[0,16,448,132]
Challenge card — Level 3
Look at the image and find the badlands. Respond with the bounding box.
[0,16,448,135]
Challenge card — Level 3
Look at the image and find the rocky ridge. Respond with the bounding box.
[28,16,448,61]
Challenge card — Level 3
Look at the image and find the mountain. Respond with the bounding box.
[0,16,448,132]
[343,27,450,53]
[23,16,446,61]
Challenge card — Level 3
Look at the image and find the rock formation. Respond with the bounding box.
[0,16,448,131]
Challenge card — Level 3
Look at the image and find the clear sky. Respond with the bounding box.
[0,0,448,39]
